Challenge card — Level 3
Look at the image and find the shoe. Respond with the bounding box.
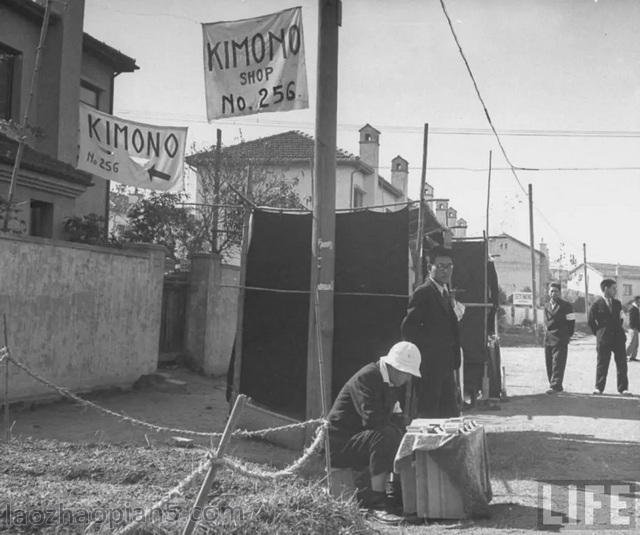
[629,358,638,362]
[593,390,603,395]
[619,390,632,396]
[546,388,557,394]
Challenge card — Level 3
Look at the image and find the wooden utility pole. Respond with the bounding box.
[415,123,429,286]
[484,151,492,336]
[306,0,340,422]
[528,184,538,330]
[212,128,222,252]
[583,243,589,312]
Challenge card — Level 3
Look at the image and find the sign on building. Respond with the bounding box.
[202,7,309,120]
[77,103,187,191]
[513,291,533,306]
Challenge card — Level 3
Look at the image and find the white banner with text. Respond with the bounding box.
[202,7,309,120]
[77,103,187,191]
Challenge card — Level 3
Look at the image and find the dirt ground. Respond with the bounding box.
[4,334,640,534]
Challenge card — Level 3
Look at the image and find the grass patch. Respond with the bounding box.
[0,437,375,534]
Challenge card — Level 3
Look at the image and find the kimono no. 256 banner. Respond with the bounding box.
[77,103,187,191]
[202,7,309,120]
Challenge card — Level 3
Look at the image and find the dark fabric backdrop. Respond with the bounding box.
[232,208,409,419]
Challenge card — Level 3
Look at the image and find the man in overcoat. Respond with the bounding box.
[401,247,461,417]
[543,282,575,393]
[588,279,630,395]
[626,295,640,361]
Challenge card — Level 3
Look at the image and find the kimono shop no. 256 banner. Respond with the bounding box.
[202,6,309,120]
[77,103,188,191]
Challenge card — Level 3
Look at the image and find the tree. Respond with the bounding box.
[188,142,306,259]
[122,192,206,267]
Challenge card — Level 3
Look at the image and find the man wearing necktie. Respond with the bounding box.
[588,279,630,395]
[543,282,575,393]
[401,247,462,417]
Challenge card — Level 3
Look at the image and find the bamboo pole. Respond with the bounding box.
[2,314,8,441]
[415,123,429,287]
[528,184,538,339]
[182,394,247,535]
[231,171,252,404]
[3,0,52,231]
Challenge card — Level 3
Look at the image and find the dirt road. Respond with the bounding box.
[5,335,640,533]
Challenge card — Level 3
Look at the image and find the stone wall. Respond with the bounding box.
[0,233,165,402]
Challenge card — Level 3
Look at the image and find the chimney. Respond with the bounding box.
[391,155,408,198]
[456,218,467,238]
[424,182,434,200]
[435,200,448,226]
[359,124,380,177]
[447,206,458,228]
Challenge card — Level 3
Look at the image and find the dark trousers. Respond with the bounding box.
[545,342,568,390]
[330,425,402,477]
[596,342,628,392]
[417,368,460,418]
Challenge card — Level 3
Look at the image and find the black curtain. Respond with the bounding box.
[231,208,409,419]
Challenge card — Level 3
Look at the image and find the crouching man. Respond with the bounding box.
[327,341,421,510]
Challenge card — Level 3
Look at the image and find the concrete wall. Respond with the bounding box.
[0,233,165,402]
[489,236,547,304]
[184,255,239,376]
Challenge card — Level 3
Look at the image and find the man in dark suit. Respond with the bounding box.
[626,296,640,362]
[588,279,630,395]
[544,282,575,393]
[401,247,461,417]
[328,341,422,509]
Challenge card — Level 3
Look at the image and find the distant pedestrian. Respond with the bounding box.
[543,282,575,393]
[626,296,640,362]
[588,279,630,395]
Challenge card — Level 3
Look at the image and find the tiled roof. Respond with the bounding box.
[83,33,139,73]
[187,130,373,173]
[0,133,93,186]
[588,262,640,278]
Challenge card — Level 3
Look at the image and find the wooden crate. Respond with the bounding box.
[398,450,466,519]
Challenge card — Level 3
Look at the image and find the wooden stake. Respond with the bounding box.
[3,0,52,230]
[415,123,429,287]
[306,0,340,423]
[528,184,538,339]
[231,171,252,404]
[583,243,589,312]
[3,314,9,442]
[182,394,247,535]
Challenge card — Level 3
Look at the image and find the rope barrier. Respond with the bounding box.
[114,423,328,534]
[218,284,410,299]
[4,354,321,439]
[113,455,212,535]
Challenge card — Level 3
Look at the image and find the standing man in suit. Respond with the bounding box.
[544,282,576,394]
[401,247,461,417]
[626,296,640,362]
[588,279,630,395]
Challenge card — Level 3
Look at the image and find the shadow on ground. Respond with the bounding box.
[471,392,640,421]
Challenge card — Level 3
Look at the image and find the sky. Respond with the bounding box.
[84,0,640,267]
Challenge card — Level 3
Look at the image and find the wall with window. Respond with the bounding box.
[72,52,115,219]
[0,10,41,123]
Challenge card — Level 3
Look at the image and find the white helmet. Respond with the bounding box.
[380,341,422,377]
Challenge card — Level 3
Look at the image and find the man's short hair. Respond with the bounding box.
[600,278,616,292]
[635,295,640,301]
[426,246,453,265]
[549,282,561,291]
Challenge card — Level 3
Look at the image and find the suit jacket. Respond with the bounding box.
[327,362,399,444]
[400,278,461,376]
[544,298,575,346]
[629,305,640,331]
[588,297,626,347]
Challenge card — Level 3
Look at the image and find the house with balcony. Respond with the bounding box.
[0,0,137,239]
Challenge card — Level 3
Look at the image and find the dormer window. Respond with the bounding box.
[396,163,402,170]
[365,134,372,141]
